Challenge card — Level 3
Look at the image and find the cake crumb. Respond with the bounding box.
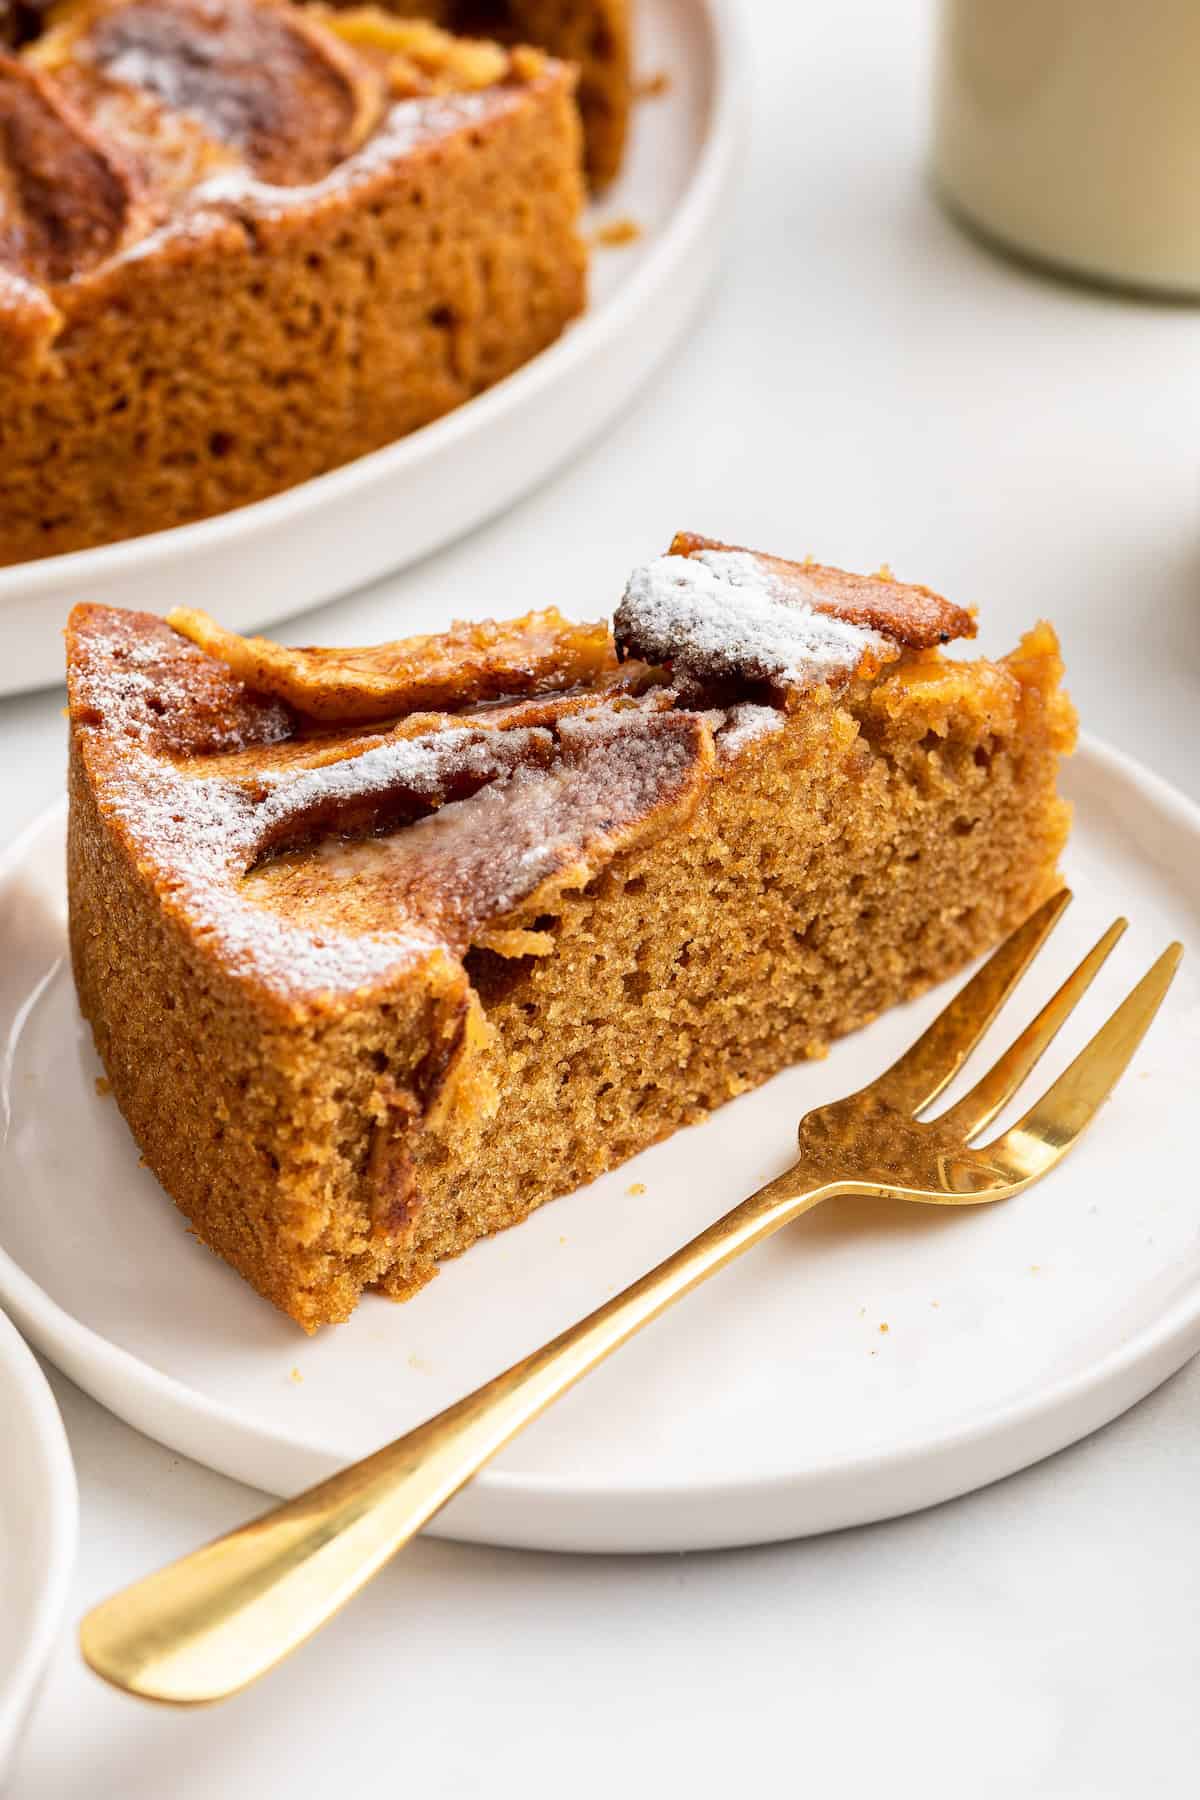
[1029,1264,1040,1273]
[636,69,670,98]
[931,1300,940,1309]
[627,1181,646,1196]
[289,1366,303,1384]
[559,1235,568,1246]
[94,1075,112,1097]
[879,1322,889,1333]
[593,216,642,248]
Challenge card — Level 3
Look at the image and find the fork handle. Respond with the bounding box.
[80,1164,841,1705]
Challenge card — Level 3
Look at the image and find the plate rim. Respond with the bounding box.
[0,732,1196,1550]
[0,0,748,611]
[0,1307,78,1774]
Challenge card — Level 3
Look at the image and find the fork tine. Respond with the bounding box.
[872,888,1072,1114]
[936,918,1127,1140]
[978,942,1183,1184]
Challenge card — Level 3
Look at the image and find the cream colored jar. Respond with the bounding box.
[932,0,1200,295]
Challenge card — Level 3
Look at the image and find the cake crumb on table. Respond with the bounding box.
[289,1367,303,1384]
[94,1075,112,1097]
[879,1322,889,1333]
[627,1182,646,1196]
[593,217,643,248]
[636,70,670,99]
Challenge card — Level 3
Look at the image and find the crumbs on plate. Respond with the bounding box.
[593,217,643,248]
[627,1181,647,1196]
[636,70,670,99]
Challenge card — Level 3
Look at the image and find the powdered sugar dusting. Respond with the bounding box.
[715,703,785,762]
[246,711,707,951]
[89,724,554,1001]
[248,727,551,824]
[72,615,290,752]
[614,551,889,700]
[84,683,707,1000]
[106,87,521,268]
[80,82,526,280]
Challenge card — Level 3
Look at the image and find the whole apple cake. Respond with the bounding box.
[0,0,588,564]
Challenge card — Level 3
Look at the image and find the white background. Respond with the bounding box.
[3,0,1199,1792]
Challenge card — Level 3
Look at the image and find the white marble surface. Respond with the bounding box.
[4,0,1199,1791]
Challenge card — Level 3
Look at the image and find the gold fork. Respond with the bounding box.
[79,889,1182,1706]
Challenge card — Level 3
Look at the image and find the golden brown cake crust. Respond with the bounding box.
[382,0,631,184]
[483,0,630,188]
[66,541,1077,1330]
[0,0,587,565]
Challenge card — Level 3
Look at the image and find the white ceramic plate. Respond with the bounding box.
[0,1310,76,1790]
[0,0,745,699]
[0,737,1197,1554]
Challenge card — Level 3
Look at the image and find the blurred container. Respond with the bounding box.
[932,0,1200,296]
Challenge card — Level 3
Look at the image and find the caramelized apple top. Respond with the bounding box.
[3,0,540,292]
[167,607,619,723]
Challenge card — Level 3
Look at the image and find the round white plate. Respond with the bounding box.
[0,1310,76,1789]
[0,737,1196,1553]
[0,0,746,698]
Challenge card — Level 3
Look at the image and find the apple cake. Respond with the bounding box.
[0,0,587,565]
[66,534,1077,1330]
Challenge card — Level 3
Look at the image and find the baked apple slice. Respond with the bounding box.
[28,0,381,184]
[0,53,136,279]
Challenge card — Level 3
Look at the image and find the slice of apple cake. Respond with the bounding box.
[66,534,1075,1328]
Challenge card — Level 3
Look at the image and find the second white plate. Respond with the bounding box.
[0,0,746,697]
[0,738,1197,1552]
[0,1310,76,1788]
